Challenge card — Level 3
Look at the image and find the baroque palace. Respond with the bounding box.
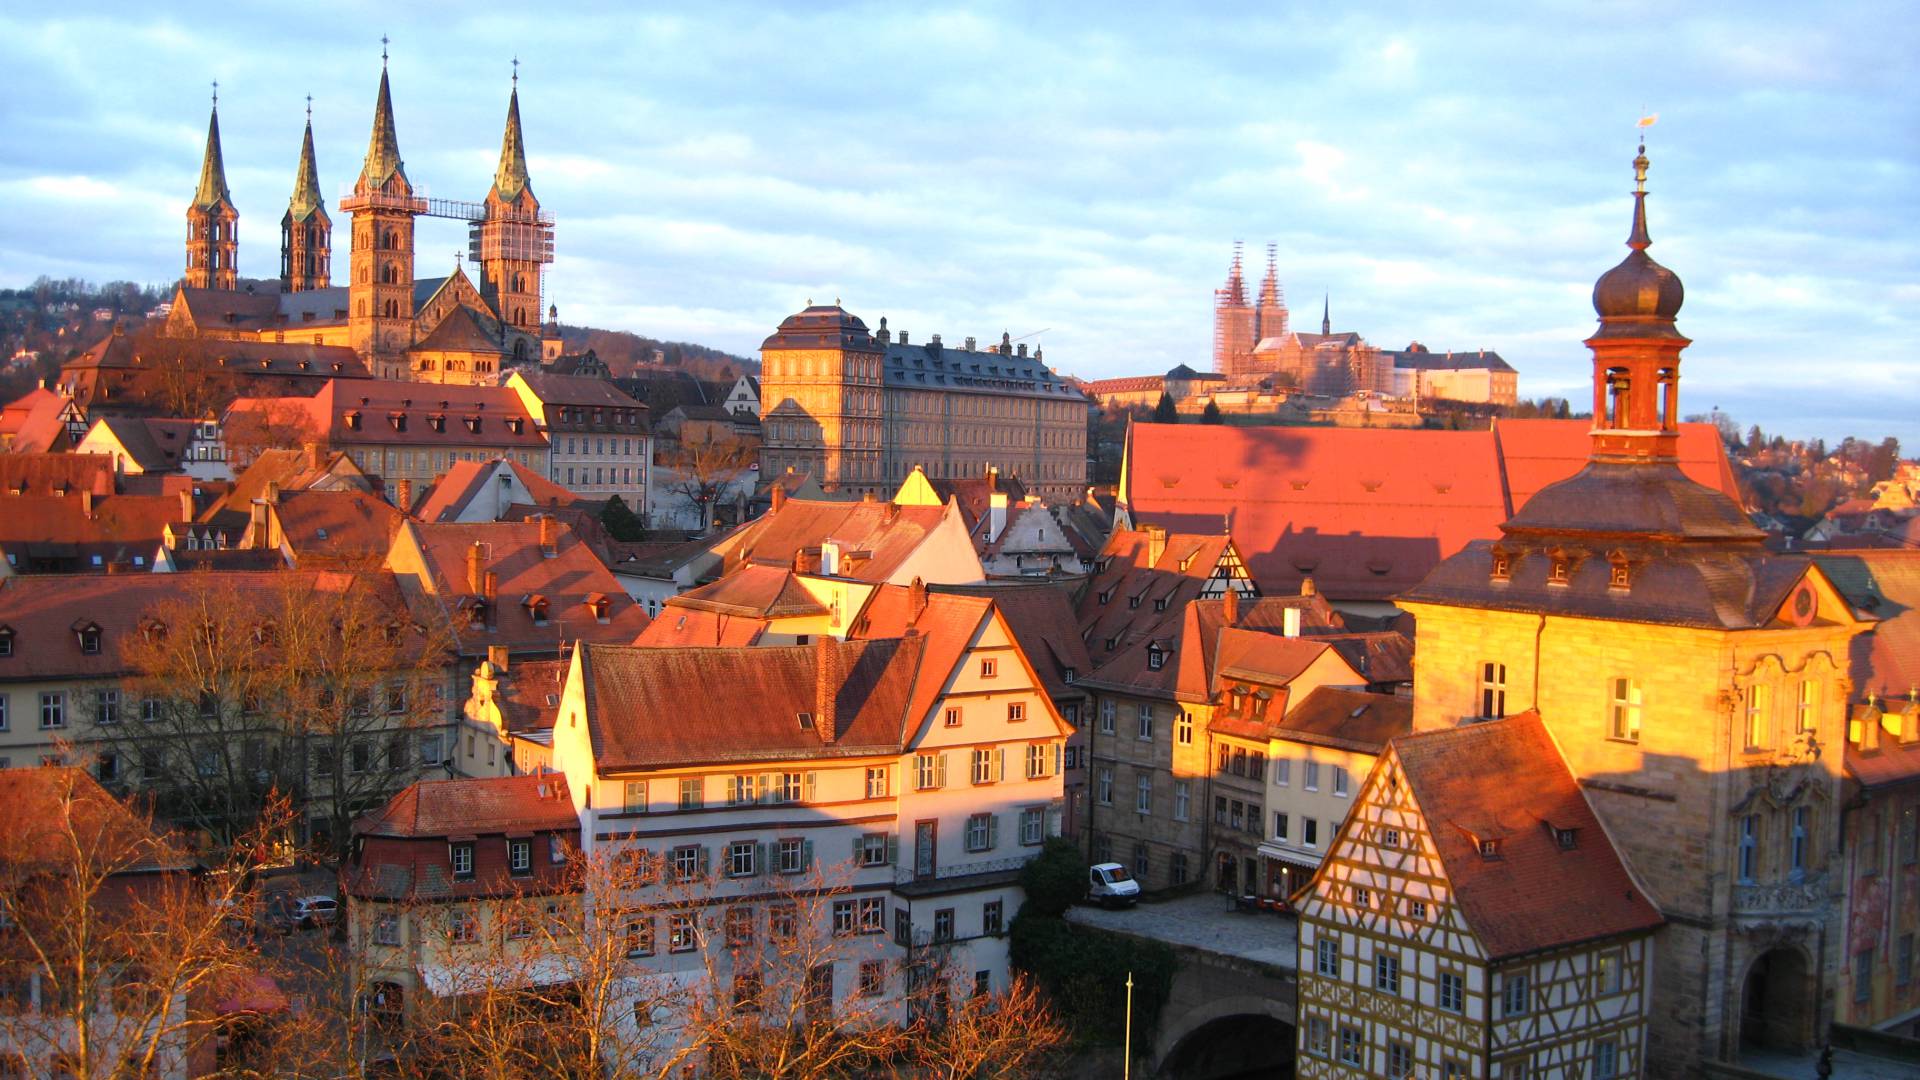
[169,52,559,385]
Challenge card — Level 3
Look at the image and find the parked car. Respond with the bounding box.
[1088,862,1141,908]
[291,895,339,929]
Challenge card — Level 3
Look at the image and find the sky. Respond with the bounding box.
[1,2,1914,445]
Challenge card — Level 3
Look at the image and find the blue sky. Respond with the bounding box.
[2,2,1914,444]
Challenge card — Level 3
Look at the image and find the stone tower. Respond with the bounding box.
[184,95,238,291]
[1255,243,1288,343]
[280,104,332,293]
[758,304,885,496]
[1211,243,1256,377]
[477,75,545,337]
[1397,143,1870,1076]
[343,54,424,377]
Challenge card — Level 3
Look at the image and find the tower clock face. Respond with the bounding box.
[1788,583,1817,626]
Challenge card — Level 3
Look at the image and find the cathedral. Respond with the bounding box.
[168,55,562,385]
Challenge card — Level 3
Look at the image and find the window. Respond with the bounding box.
[1388,1042,1413,1079]
[725,906,754,946]
[1019,807,1044,845]
[1745,684,1772,748]
[983,900,1003,935]
[1304,761,1320,791]
[1174,781,1190,822]
[979,658,997,678]
[1304,818,1319,847]
[1098,699,1115,734]
[94,689,119,726]
[1595,950,1622,994]
[451,843,474,879]
[728,774,758,805]
[1338,1026,1363,1066]
[915,752,945,790]
[1332,766,1348,797]
[509,840,531,874]
[866,767,889,798]
[1136,776,1153,814]
[623,780,647,813]
[1274,758,1290,786]
[777,838,805,874]
[1274,812,1290,842]
[1026,743,1048,779]
[1791,805,1810,874]
[1132,842,1150,878]
[728,840,757,877]
[858,897,884,933]
[933,908,955,942]
[671,845,703,881]
[1354,885,1371,908]
[1096,767,1113,805]
[449,908,476,944]
[605,911,649,958]
[1738,814,1760,883]
[944,706,962,728]
[1796,678,1819,733]
[669,914,697,952]
[1444,1060,1468,1080]
[858,960,885,996]
[1411,900,1428,920]
[1440,971,1464,1012]
[1176,712,1193,744]
[1594,1040,1618,1080]
[1897,934,1913,988]
[678,777,703,809]
[1375,952,1400,993]
[39,692,64,730]
[768,904,796,940]
[1315,938,1339,976]
[1170,852,1188,885]
[1007,702,1026,723]
[965,813,994,852]
[859,832,889,867]
[1381,827,1400,847]
[1480,661,1507,719]
[1610,677,1643,741]
[773,773,802,803]
[1307,1017,1331,1057]
[550,834,567,864]
[1504,1060,1530,1080]
[832,901,856,936]
[1503,973,1529,1016]
[971,749,1001,785]
[1135,703,1153,740]
[374,914,400,946]
[1229,800,1244,831]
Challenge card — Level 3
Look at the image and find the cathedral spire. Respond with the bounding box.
[289,105,324,221]
[491,72,534,204]
[360,55,407,191]
[1321,295,1330,336]
[192,93,234,212]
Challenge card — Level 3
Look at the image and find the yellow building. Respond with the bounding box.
[1378,144,1873,1075]
[760,307,1087,502]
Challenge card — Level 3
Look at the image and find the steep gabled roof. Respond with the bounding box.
[1814,550,1920,706]
[413,458,577,523]
[0,453,114,496]
[1389,712,1664,960]
[1272,687,1412,754]
[931,582,1091,701]
[717,498,966,583]
[87,417,198,472]
[670,564,828,619]
[268,489,406,563]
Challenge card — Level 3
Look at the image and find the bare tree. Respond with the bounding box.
[129,327,236,419]
[662,432,757,532]
[903,972,1069,1080]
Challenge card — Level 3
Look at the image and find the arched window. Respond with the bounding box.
[385,299,399,319]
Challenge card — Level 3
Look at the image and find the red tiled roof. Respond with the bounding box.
[580,638,925,770]
[227,379,545,451]
[1389,712,1664,960]
[403,519,648,655]
[269,489,407,564]
[1272,687,1412,754]
[0,388,73,454]
[931,582,1091,702]
[493,659,568,735]
[414,458,578,523]
[212,446,369,520]
[0,767,192,874]
[1318,630,1416,685]
[1122,420,1739,600]
[668,564,827,618]
[0,453,115,496]
[1815,551,1920,705]
[1844,702,1920,789]
[1212,629,1336,689]
[343,774,578,901]
[631,607,768,647]
[719,498,963,582]
[355,774,577,838]
[1077,530,1237,694]
[0,491,198,569]
[89,417,199,472]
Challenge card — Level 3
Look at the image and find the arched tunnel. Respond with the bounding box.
[1158,1013,1296,1079]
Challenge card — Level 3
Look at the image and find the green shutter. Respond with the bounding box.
[988,814,1000,849]
[996,747,1006,783]
[885,835,898,866]
[936,752,948,788]
[852,836,864,861]
[805,771,818,802]
[696,845,710,876]
[802,839,814,870]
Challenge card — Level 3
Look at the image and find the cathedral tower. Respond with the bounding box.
[1398,143,1868,1076]
[342,52,425,375]
[280,102,332,292]
[476,70,549,337]
[1211,243,1255,376]
[184,93,238,291]
[1255,243,1288,342]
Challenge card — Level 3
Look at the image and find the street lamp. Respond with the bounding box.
[1123,970,1134,1080]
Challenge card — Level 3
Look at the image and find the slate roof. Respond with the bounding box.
[1381,346,1516,373]
[1121,419,1739,600]
[1389,712,1664,961]
[1271,687,1413,754]
[1814,551,1920,705]
[883,339,1082,402]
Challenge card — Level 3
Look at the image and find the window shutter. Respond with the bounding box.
[886,835,899,866]
[757,842,769,875]
[802,839,814,870]
[988,815,1000,849]
[936,752,948,788]
[996,747,1005,783]
[696,845,710,876]
[805,771,818,802]
[760,774,773,803]
[852,836,864,861]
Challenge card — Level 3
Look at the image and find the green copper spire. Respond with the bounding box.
[359,62,408,190]
[192,99,234,211]
[491,82,534,204]
[288,106,325,221]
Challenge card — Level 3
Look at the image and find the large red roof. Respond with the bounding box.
[402,519,648,655]
[1121,420,1740,600]
[1388,712,1664,960]
[716,498,962,582]
[413,458,577,523]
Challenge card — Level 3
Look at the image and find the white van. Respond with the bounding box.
[1088,862,1141,907]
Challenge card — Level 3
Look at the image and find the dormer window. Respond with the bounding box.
[1098,589,1113,606]
[428,414,446,434]
[1608,559,1631,590]
[1490,551,1511,581]
[389,413,406,432]
[1153,596,1168,612]
[464,416,482,434]
[1555,827,1579,850]
[1127,595,1141,609]
[1547,558,1571,586]
[345,411,362,432]
[524,595,550,626]
[1062,668,1076,684]
[76,624,102,655]
[507,417,524,435]
[796,712,815,730]
[1146,644,1165,671]
[1478,838,1502,858]
[142,620,166,643]
[0,626,13,657]
[1105,637,1118,652]
[586,593,611,624]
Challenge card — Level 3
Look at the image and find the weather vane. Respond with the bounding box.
[381,35,390,66]
[513,56,520,88]
[211,80,218,108]
[305,93,312,122]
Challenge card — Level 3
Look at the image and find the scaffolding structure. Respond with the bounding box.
[1212,241,1256,377]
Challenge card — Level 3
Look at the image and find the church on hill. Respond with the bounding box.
[168,54,563,385]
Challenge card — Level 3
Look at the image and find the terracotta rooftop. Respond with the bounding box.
[718,497,962,583]
[0,767,192,875]
[343,773,578,901]
[268,488,407,563]
[0,452,115,496]
[413,458,577,523]
[227,379,544,451]
[0,388,74,454]
[1272,687,1413,754]
[354,774,577,839]
[511,370,649,412]
[931,582,1091,702]
[87,417,200,472]
[1388,712,1664,961]
[1121,419,1739,600]
[211,446,369,521]
[402,518,648,655]
[492,659,568,735]
[0,491,200,571]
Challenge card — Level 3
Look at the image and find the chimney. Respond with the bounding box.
[771,484,787,513]
[814,635,839,745]
[81,489,95,520]
[307,441,325,470]
[538,514,559,557]
[1283,607,1302,639]
[249,499,270,544]
[1222,586,1239,626]
[265,481,280,506]
[467,541,486,594]
[484,570,498,603]
[964,336,977,352]
[1300,576,1317,598]
[1145,525,1167,566]
[909,576,928,622]
[1856,698,1882,752]
[1899,691,1919,746]
[988,487,1009,543]
[177,489,193,523]
[820,539,840,577]
[487,644,510,673]
[396,478,414,513]
[898,331,909,345]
